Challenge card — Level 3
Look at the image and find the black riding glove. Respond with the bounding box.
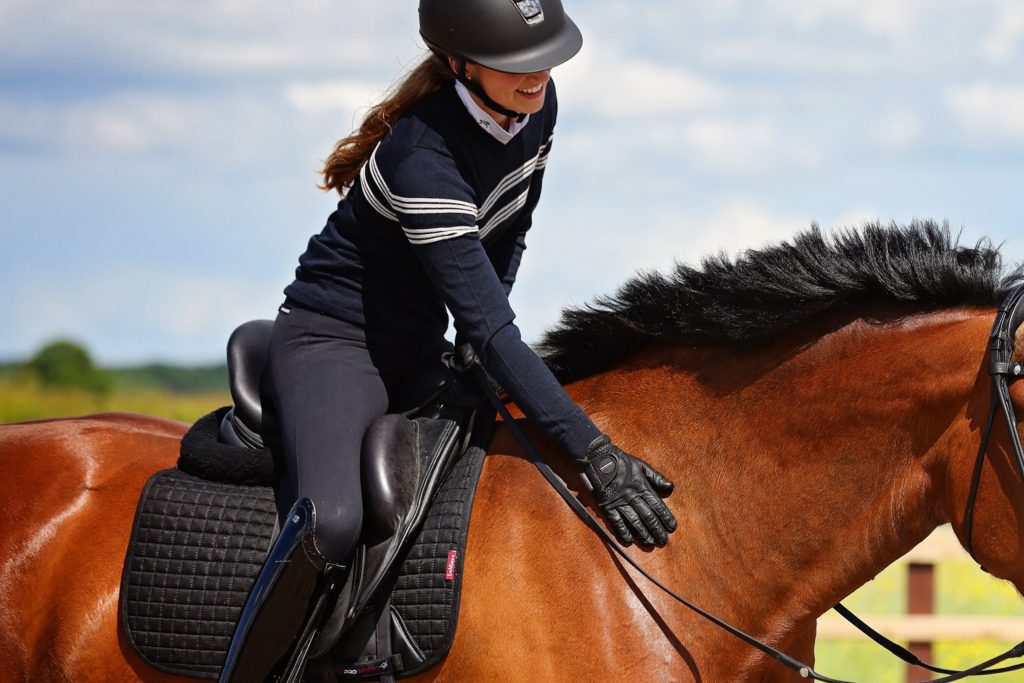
[454,340,480,371]
[580,435,677,546]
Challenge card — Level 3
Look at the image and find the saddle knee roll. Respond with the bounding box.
[361,414,421,542]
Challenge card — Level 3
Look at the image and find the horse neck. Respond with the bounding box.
[570,307,993,637]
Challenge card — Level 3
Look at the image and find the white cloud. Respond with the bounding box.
[10,268,284,364]
[871,108,922,151]
[822,207,885,231]
[683,118,821,174]
[0,91,293,164]
[0,1,420,77]
[284,80,383,118]
[703,38,889,76]
[66,96,193,154]
[769,0,927,40]
[0,95,189,156]
[555,49,722,117]
[984,1,1024,63]
[683,119,775,173]
[672,201,810,264]
[946,83,1024,140]
[554,114,820,182]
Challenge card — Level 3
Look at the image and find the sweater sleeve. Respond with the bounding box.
[411,233,600,460]
[488,217,529,296]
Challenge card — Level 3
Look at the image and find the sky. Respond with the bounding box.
[2,0,1023,365]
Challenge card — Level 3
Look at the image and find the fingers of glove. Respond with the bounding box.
[618,503,656,546]
[630,495,668,546]
[641,461,674,494]
[604,507,633,546]
[641,489,677,533]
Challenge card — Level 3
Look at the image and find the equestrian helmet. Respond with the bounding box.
[419,0,583,73]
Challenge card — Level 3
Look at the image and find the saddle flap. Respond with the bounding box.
[307,413,462,660]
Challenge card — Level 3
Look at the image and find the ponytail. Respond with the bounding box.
[319,53,455,194]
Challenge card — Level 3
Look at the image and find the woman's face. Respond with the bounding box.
[463,63,551,123]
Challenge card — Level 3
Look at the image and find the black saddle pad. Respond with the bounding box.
[120,469,278,678]
[120,447,486,679]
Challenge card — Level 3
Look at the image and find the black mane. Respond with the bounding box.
[539,220,1021,383]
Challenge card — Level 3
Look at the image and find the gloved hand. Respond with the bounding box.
[454,340,480,371]
[580,435,677,546]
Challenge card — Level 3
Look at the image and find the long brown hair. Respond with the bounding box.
[319,52,455,194]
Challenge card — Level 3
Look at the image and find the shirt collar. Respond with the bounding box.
[454,81,530,145]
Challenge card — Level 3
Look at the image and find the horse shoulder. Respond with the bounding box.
[413,421,687,681]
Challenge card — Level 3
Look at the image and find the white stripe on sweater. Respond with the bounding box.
[367,148,477,215]
[359,160,398,221]
[477,133,552,218]
[479,190,530,239]
[402,225,479,244]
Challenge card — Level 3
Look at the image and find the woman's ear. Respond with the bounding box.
[448,57,474,81]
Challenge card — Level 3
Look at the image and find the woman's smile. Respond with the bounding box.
[517,82,546,97]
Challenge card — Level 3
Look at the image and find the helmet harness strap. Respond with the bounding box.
[455,58,527,124]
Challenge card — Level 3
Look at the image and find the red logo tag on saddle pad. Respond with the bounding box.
[445,550,458,580]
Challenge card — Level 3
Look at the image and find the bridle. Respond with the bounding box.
[964,283,1024,568]
[470,284,1024,682]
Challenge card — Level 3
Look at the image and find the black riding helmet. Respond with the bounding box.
[419,0,583,118]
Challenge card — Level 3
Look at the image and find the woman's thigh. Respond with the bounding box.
[263,306,392,561]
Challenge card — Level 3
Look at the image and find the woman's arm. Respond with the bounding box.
[412,231,599,459]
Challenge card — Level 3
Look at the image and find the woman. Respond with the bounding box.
[220,1,677,680]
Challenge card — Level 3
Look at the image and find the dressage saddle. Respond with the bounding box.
[217,320,481,660]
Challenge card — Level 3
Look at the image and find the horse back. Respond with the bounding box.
[0,413,188,682]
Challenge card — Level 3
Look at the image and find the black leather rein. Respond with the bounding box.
[469,284,1024,682]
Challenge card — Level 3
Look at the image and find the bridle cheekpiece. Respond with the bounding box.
[964,283,1024,566]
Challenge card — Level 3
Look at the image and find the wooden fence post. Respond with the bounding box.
[907,562,935,683]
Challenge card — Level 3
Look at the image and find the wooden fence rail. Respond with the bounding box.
[816,526,1024,682]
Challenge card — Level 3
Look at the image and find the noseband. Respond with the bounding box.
[964,283,1024,568]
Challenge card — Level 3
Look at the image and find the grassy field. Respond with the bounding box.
[0,377,229,425]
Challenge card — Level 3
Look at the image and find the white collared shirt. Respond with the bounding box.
[454,81,530,145]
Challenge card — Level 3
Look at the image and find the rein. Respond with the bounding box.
[471,284,1024,681]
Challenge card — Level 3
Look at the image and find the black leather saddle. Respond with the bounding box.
[215,319,485,665]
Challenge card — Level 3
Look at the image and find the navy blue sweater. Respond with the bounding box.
[284,80,600,460]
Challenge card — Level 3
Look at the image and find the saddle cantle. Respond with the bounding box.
[120,319,492,680]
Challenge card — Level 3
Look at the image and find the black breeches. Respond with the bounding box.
[261,304,409,564]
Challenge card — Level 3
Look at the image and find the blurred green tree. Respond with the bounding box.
[27,339,112,396]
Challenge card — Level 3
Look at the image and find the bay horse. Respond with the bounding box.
[2,222,1024,682]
